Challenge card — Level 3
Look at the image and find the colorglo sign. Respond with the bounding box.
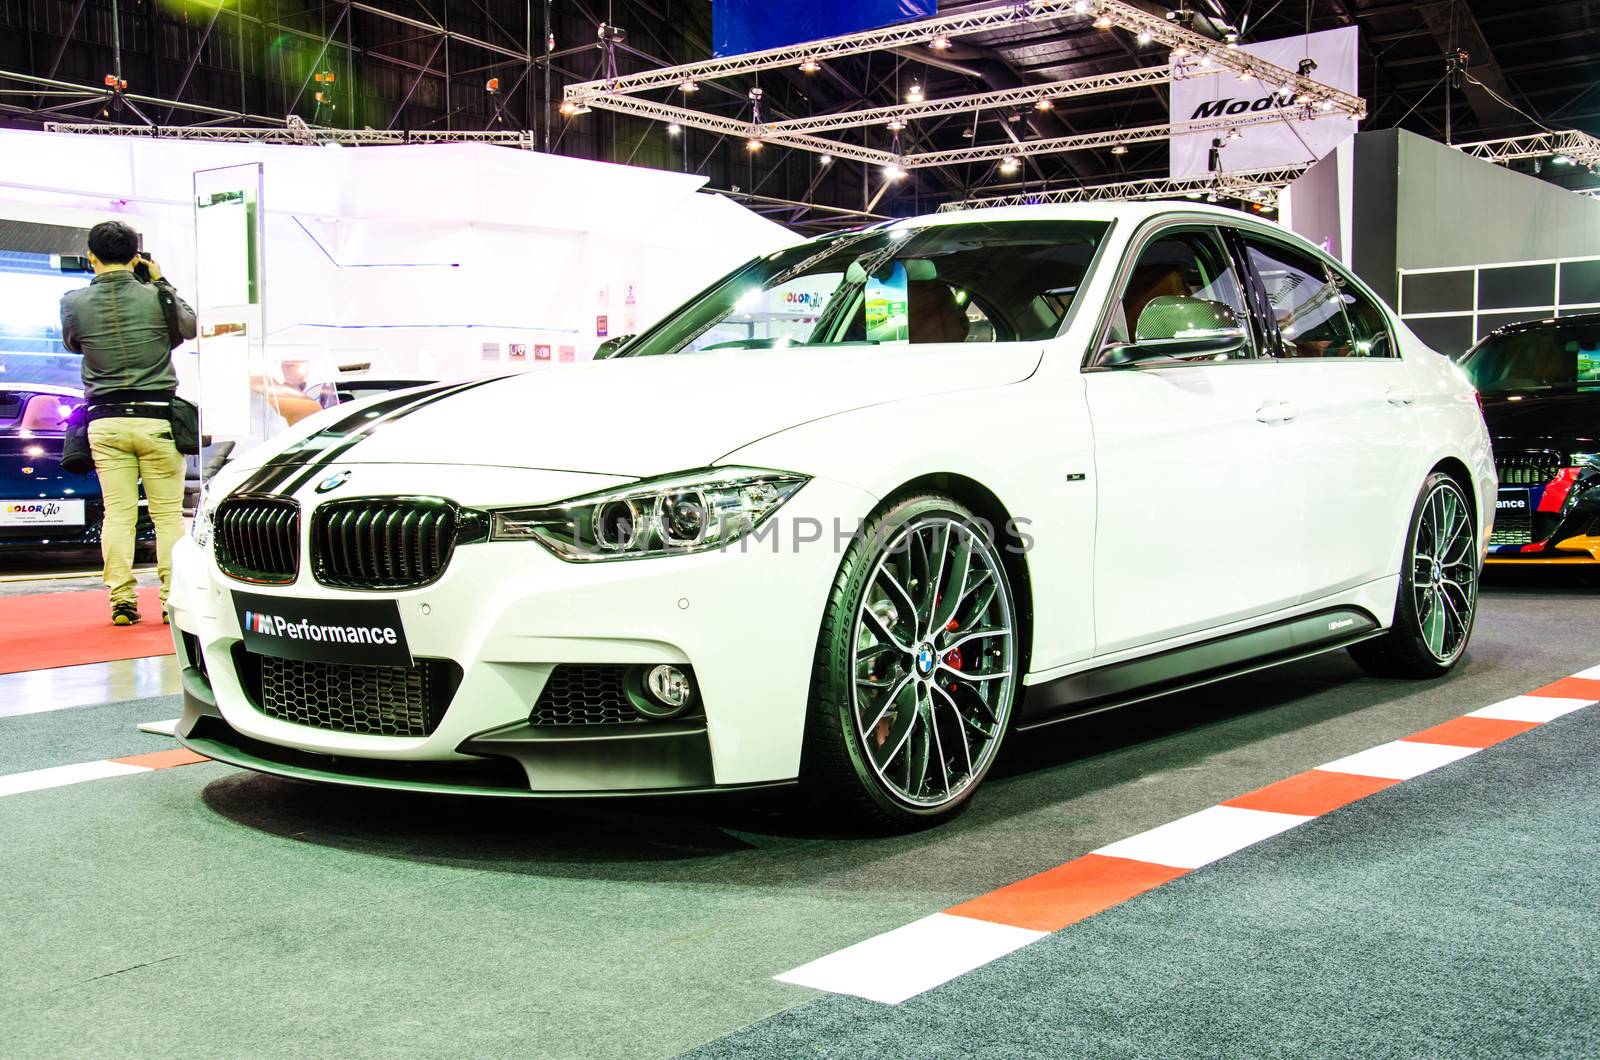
[0,499,85,526]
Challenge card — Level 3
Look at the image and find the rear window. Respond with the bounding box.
[1459,319,1600,393]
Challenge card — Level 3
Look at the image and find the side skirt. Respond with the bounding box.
[1017,607,1384,731]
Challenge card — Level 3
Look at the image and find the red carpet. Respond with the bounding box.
[0,587,174,674]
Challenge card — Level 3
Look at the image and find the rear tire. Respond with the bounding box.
[802,494,1020,832]
[1349,472,1478,679]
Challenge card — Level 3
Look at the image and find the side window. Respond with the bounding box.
[1111,228,1255,360]
[1243,238,1363,358]
[1330,269,1395,358]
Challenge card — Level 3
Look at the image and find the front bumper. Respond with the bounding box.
[168,470,876,794]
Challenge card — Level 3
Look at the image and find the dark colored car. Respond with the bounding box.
[1458,312,1600,565]
[0,383,154,555]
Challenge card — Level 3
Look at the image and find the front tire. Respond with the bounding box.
[1349,471,1479,678]
[802,494,1020,831]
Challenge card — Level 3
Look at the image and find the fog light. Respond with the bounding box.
[640,664,694,717]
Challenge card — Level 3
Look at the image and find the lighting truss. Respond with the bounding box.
[42,121,535,147]
[563,0,1366,171]
[1455,130,1600,170]
[937,166,1309,212]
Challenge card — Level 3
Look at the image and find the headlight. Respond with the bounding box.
[490,467,808,561]
[191,490,217,548]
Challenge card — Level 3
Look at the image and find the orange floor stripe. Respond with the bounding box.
[110,748,209,770]
[946,854,1188,933]
[1528,676,1600,701]
[1402,716,1540,748]
[1222,769,1398,816]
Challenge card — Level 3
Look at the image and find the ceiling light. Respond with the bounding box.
[882,162,907,181]
[1110,144,1128,155]
[1224,30,1240,46]
[745,137,762,152]
[818,153,833,166]
[929,34,952,51]
[1237,70,1253,82]
[1073,0,1092,12]
[1136,28,1153,44]
[906,81,924,103]
[559,100,589,116]
[1553,154,1575,165]
[1171,44,1190,58]
[1316,100,1334,112]
[1226,126,1242,140]
[1185,191,1204,199]
[681,79,699,93]
[799,57,820,74]
[666,121,681,136]
[1034,98,1054,111]
[1093,13,1113,29]
[887,118,907,131]
[1277,84,1295,99]
[999,156,1021,175]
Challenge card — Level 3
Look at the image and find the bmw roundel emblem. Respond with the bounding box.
[916,644,935,676]
[316,470,351,493]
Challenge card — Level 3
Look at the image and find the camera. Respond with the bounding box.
[133,254,154,282]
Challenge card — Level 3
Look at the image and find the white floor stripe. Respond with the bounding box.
[136,719,179,736]
[1093,804,1312,870]
[775,913,1045,1005]
[0,760,148,797]
[1319,740,1478,781]
[1467,695,1593,724]
[1565,664,1600,680]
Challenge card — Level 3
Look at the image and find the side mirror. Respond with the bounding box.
[593,334,635,360]
[1104,296,1247,366]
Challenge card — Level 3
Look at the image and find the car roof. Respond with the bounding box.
[891,199,1280,231]
[1479,310,1600,341]
[0,382,82,398]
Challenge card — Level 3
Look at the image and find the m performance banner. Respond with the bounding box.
[713,0,933,56]
[1169,26,1359,179]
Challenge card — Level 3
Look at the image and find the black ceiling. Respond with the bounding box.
[1,0,1595,228]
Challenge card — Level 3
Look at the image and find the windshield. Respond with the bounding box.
[621,219,1109,357]
[1460,319,1600,393]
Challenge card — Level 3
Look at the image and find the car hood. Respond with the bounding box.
[235,344,1046,478]
[1479,389,1600,454]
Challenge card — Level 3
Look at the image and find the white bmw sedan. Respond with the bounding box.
[169,202,1494,828]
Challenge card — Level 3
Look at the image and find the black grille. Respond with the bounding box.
[531,665,646,726]
[311,498,458,589]
[234,647,460,737]
[1497,450,1563,486]
[1491,490,1534,546]
[214,496,300,583]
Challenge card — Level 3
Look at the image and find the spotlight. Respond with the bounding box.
[1136,28,1153,44]
[745,137,763,152]
[1316,100,1334,112]
[1034,98,1054,111]
[882,162,907,181]
[1110,144,1129,155]
[887,118,907,131]
[1237,70,1254,82]
[559,100,586,116]
[906,81,924,103]
[1224,30,1240,46]
[819,153,833,166]
[485,77,500,93]
[1093,13,1113,29]
[1171,44,1190,59]
[799,57,820,74]
[1226,126,1242,140]
[1277,84,1295,100]
[681,79,699,93]
[929,34,952,51]
[1185,191,1204,199]
[1073,0,1091,12]
[666,121,681,136]
[1553,154,1575,165]
[999,156,1021,175]
[1297,57,1318,78]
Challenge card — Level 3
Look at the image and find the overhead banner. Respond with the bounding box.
[1169,26,1359,180]
[713,0,933,56]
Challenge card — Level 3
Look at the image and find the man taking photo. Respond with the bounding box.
[60,220,197,626]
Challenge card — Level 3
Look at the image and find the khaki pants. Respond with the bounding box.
[88,416,186,609]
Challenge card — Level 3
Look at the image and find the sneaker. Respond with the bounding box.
[112,604,142,626]
[162,609,170,625]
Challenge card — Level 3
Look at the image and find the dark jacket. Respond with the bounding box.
[60,270,197,403]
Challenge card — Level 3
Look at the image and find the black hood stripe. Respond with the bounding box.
[272,375,508,497]
[228,383,464,496]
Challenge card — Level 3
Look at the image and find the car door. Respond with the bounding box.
[1084,223,1307,656]
[1232,230,1420,600]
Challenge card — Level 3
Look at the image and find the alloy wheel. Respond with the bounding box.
[1411,479,1477,664]
[850,515,1017,809]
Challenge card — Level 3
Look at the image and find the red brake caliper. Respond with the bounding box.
[943,618,962,692]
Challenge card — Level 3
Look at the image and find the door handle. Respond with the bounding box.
[1256,400,1298,425]
[1387,387,1417,406]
